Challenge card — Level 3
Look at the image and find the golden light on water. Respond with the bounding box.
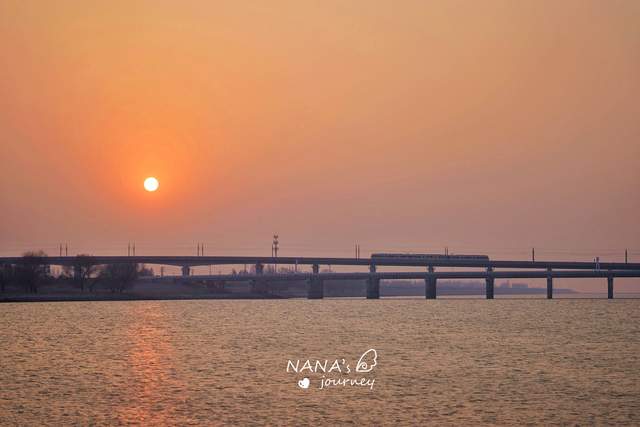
[144,177,159,192]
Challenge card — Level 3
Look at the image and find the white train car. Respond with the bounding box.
[371,253,489,261]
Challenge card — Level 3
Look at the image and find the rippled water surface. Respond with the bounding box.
[1,299,639,425]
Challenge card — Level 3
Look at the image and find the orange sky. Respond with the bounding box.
[1,1,639,271]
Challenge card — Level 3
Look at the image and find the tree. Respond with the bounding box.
[99,263,139,293]
[138,264,154,277]
[16,251,49,294]
[0,264,15,293]
[63,255,99,292]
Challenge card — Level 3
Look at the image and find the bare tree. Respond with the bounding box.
[99,263,139,293]
[138,264,154,277]
[16,251,49,294]
[63,255,99,292]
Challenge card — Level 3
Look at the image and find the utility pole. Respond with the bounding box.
[65,244,68,256]
[128,243,130,256]
[625,249,628,264]
[132,243,135,256]
[532,248,535,262]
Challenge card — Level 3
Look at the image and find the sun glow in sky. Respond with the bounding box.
[0,0,638,285]
[144,177,159,192]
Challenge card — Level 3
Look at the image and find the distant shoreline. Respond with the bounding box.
[0,293,283,303]
[2,292,639,303]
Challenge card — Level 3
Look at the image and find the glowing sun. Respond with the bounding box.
[144,177,159,192]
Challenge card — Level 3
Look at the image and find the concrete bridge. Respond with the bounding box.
[150,268,640,300]
[1,255,639,270]
[2,255,639,299]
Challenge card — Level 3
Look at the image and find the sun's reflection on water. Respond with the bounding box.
[117,303,188,425]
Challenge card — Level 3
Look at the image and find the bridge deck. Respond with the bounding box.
[1,255,639,271]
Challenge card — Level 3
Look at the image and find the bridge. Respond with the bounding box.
[2,255,639,299]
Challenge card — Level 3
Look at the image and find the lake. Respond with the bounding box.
[1,299,639,425]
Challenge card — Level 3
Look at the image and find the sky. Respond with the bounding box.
[1,0,639,285]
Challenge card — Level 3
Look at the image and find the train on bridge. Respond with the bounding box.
[371,253,490,262]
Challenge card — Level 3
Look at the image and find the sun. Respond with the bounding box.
[144,177,159,192]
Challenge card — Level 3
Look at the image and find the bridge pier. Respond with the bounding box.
[308,264,323,299]
[367,264,380,299]
[181,266,191,277]
[255,263,264,275]
[607,274,614,299]
[426,266,437,299]
[486,267,494,299]
[72,264,83,291]
[547,268,553,299]
[251,263,268,294]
